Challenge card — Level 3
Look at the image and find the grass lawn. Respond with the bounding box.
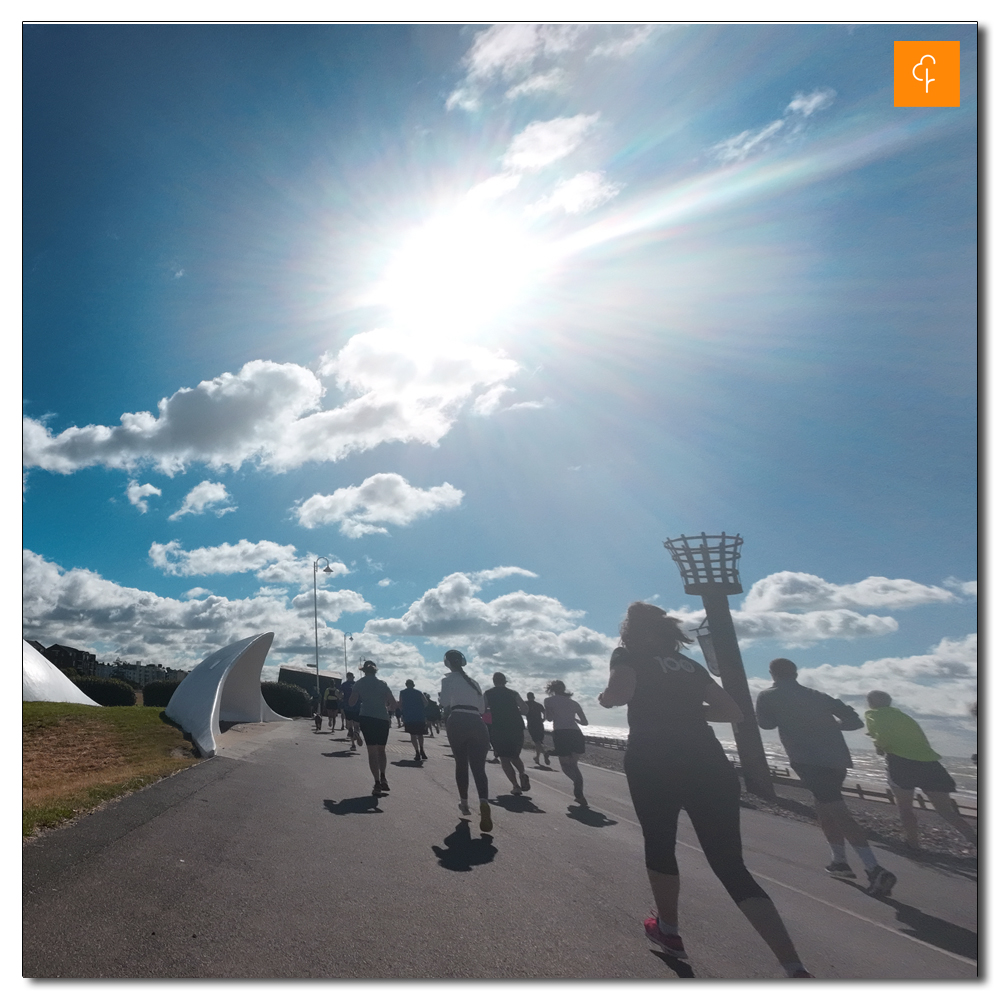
[23,702,199,839]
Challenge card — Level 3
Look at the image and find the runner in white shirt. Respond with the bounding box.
[543,679,589,807]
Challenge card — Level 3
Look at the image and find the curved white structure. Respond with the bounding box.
[165,632,285,757]
[23,640,100,706]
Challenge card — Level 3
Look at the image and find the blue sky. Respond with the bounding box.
[21,23,978,753]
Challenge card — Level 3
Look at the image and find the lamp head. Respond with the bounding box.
[322,564,334,574]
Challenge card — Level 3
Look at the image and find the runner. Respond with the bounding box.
[439,649,492,833]
[756,658,897,895]
[424,696,442,736]
[864,690,977,850]
[599,601,814,978]
[322,682,340,732]
[543,679,589,807]
[348,661,398,796]
[399,679,429,761]
[524,692,549,765]
[340,672,363,751]
[484,673,530,796]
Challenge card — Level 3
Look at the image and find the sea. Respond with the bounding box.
[572,724,978,807]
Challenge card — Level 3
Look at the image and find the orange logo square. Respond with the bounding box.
[894,41,960,107]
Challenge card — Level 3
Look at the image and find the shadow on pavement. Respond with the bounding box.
[493,794,545,814]
[322,751,355,758]
[843,883,978,960]
[567,805,617,827]
[531,764,556,772]
[390,759,423,768]
[650,950,696,978]
[324,797,384,815]
[432,820,497,871]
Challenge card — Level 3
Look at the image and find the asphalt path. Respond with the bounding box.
[23,721,978,979]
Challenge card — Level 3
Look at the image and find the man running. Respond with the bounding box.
[755,658,897,895]
[865,690,977,850]
[348,661,398,797]
[399,679,429,761]
[340,672,363,751]
[322,682,340,732]
[424,697,442,736]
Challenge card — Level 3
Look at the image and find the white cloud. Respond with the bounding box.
[465,173,522,204]
[712,87,836,164]
[22,549,371,674]
[502,114,600,172]
[528,170,622,216]
[505,69,564,100]
[126,480,161,514]
[590,25,658,58]
[377,578,393,587]
[23,332,518,476]
[944,576,977,598]
[462,23,582,84]
[746,635,978,724]
[786,88,836,117]
[168,480,236,521]
[470,566,539,584]
[148,538,349,587]
[293,474,464,537]
[181,587,213,599]
[742,571,957,613]
[472,384,514,416]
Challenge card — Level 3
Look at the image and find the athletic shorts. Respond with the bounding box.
[790,763,846,803]
[404,721,426,736]
[527,723,546,744]
[491,729,524,758]
[552,728,585,758]
[887,754,956,793]
[359,716,391,746]
[344,708,361,722]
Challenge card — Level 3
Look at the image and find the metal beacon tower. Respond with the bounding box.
[663,532,775,800]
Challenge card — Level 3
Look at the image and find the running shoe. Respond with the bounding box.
[379,776,390,792]
[643,917,688,959]
[356,734,364,746]
[574,794,589,808]
[350,743,357,751]
[458,800,472,816]
[371,783,382,797]
[511,786,523,796]
[479,801,493,833]
[519,773,530,791]
[543,752,551,765]
[866,865,897,896]
[420,750,428,759]
[824,861,856,878]
[414,753,422,761]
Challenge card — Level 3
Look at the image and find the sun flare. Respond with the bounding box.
[373,206,546,340]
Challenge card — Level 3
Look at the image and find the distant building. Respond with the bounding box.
[27,641,98,677]
[278,666,341,699]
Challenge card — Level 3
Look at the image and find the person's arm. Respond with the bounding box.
[599,663,636,707]
[864,711,886,754]
[754,691,776,730]
[513,692,528,715]
[385,685,398,714]
[574,701,589,727]
[348,689,359,707]
[702,681,743,724]
[544,698,554,722]
[830,697,864,731]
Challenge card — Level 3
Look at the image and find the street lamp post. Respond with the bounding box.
[664,532,775,800]
[313,557,336,702]
[343,631,353,673]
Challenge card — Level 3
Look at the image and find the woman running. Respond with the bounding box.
[439,650,493,833]
[543,679,589,807]
[598,602,813,977]
[348,661,398,797]
[340,672,363,751]
[485,673,531,796]
[525,692,549,765]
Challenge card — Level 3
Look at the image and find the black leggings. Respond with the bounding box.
[445,712,490,801]
[624,742,769,905]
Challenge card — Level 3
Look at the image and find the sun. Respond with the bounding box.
[373,205,546,340]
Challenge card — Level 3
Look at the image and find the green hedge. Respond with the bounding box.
[261,681,312,718]
[73,677,137,707]
[142,680,182,708]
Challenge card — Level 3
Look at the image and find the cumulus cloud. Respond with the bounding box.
[505,69,564,100]
[712,87,836,163]
[377,578,393,587]
[527,170,622,216]
[23,332,518,476]
[168,480,236,521]
[746,635,978,723]
[742,571,957,613]
[944,576,977,598]
[502,114,600,172]
[23,549,372,673]
[126,480,161,513]
[293,474,464,537]
[148,539,349,588]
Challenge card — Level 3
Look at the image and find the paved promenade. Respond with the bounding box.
[23,721,978,979]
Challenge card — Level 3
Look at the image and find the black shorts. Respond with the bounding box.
[791,763,847,803]
[404,721,426,736]
[887,754,956,793]
[552,729,585,757]
[359,717,391,746]
[344,708,361,723]
[491,729,524,758]
[527,724,546,744]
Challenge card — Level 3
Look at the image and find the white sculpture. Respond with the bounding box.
[165,632,286,757]
[22,640,100,706]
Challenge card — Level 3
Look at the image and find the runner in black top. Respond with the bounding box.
[524,692,549,765]
[484,673,530,796]
[598,602,813,978]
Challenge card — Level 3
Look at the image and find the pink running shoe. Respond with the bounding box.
[643,916,688,959]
